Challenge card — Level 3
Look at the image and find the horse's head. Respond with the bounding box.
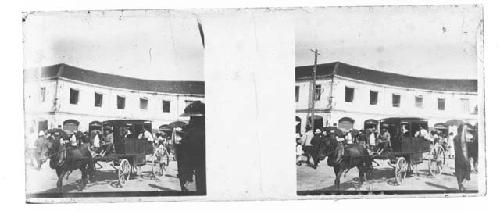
[323,137,344,166]
[45,135,68,168]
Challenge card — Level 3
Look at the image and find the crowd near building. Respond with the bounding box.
[295,62,478,133]
[24,63,204,140]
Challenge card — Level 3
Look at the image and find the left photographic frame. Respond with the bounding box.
[23,10,206,201]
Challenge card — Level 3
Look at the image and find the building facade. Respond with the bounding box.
[24,63,204,138]
[295,62,478,133]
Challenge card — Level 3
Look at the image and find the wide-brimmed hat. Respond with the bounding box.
[38,131,45,136]
[181,101,205,117]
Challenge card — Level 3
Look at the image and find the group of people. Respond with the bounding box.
[29,125,181,167]
[296,126,333,169]
[296,124,442,168]
[295,123,468,169]
[296,126,393,165]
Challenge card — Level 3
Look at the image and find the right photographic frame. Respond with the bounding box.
[295,5,485,195]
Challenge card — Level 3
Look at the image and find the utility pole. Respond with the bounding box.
[309,49,320,133]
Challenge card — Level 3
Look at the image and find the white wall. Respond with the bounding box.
[25,77,204,133]
[296,76,478,131]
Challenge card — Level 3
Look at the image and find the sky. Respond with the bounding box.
[295,5,482,80]
[23,10,204,81]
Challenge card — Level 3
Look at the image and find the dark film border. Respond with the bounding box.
[297,190,479,196]
[27,190,206,199]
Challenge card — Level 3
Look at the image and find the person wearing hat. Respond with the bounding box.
[176,101,205,192]
[309,128,323,169]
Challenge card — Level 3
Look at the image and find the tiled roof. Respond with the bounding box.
[296,62,477,92]
[39,63,204,95]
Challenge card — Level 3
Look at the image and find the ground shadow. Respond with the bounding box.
[147,184,179,192]
[424,181,456,190]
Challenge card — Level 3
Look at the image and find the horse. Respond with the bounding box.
[44,135,94,192]
[318,137,374,188]
[453,123,475,192]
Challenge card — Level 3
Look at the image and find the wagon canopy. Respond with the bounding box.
[63,119,79,134]
[364,119,378,129]
[89,121,103,131]
[323,126,343,136]
[47,128,69,139]
[434,123,448,130]
[169,120,187,128]
[446,119,464,126]
[159,124,173,131]
[338,117,355,131]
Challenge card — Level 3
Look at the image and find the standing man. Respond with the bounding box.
[177,101,206,193]
[309,128,323,169]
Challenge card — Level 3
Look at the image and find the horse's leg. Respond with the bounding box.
[334,166,342,188]
[79,164,88,191]
[358,165,365,184]
[56,168,66,192]
[65,170,72,180]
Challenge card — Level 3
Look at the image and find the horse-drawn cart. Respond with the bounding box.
[372,117,431,185]
[92,120,152,186]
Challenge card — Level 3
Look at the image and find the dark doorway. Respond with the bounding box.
[38,120,48,132]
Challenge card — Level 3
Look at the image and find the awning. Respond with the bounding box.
[339,117,355,123]
[434,123,448,130]
[446,119,464,126]
[159,124,173,131]
[169,120,188,128]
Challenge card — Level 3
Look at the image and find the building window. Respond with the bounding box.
[163,100,170,113]
[140,98,148,110]
[369,91,378,105]
[345,86,354,102]
[392,94,401,107]
[415,95,423,108]
[438,98,446,110]
[69,88,79,105]
[94,93,103,107]
[295,86,300,102]
[460,98,470,113]
[117,95,126,109]
[40,87,46,102]
[314,85,321,101]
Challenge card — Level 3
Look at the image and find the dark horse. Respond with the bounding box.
[318,138,373,188]
[42,134,94,192]
[453,123,478,192]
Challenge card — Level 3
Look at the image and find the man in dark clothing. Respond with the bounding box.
[176,101,206,193]
[310,128,323,169]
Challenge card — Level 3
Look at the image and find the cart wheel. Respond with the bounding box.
[118,159,131,185]
[394,157,407,185]
[429,146,445,176]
